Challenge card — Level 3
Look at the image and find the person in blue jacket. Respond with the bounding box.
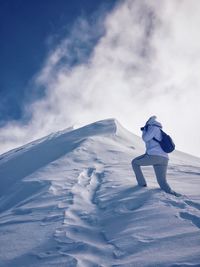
[132,116,176,195]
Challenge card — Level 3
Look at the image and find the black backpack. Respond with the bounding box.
[153,130,175,153]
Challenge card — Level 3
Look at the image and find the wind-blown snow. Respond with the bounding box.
[0,119,200,266]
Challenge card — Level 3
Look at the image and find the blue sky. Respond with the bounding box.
[0,0,117,125]
[0,0,200,158]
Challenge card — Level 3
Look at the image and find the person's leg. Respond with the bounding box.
[131,154,155,186]
[131,155,147,186]
[153,159,172,193]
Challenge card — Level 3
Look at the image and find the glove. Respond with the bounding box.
[140,125,148,131]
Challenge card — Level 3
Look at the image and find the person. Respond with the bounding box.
[131,116,177,195]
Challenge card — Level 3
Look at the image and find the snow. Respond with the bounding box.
[0,118,200,267]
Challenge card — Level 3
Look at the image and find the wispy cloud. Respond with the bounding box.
[1,0,200,157]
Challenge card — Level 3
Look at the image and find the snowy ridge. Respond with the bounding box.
[0,119,200,266]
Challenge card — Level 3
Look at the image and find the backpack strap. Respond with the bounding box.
[152,128,163,143]
[153,137,160,142]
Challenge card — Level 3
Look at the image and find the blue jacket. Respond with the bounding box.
[142,117,168,158]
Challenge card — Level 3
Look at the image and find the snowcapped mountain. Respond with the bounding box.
[0,119,200,267]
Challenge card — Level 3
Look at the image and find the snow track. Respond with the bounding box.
[54,165,117,266]
[162,195,200,229]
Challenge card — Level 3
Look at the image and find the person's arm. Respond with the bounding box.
[142,125,157,142]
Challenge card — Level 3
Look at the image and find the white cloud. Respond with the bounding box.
[1,0,200,157]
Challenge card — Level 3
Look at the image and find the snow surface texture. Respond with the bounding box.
[0,119,200,267]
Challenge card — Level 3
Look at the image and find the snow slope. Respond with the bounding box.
[0,119,200,267]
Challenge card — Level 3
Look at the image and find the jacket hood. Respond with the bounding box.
[146,116,162,128]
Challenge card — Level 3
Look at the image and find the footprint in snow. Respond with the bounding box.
[179,212,200,229]
[163,196,200,230]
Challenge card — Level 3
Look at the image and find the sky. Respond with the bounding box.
[0,0,200,158]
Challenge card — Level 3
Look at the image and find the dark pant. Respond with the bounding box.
[131,154,172,193]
